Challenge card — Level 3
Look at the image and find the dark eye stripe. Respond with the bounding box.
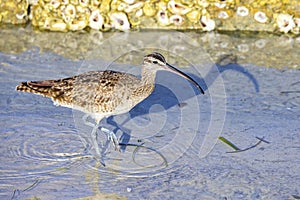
[146,52,166,63]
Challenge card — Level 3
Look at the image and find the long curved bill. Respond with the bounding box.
[165,63,205,94]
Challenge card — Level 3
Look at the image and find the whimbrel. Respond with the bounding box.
[16,52,204,156]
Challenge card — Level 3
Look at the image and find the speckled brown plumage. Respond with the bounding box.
[16,70,154,122]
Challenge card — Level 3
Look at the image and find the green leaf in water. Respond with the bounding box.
[218,136,241,151]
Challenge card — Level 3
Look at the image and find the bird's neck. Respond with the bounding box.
[141,67,157,86]
[132,67,156,98]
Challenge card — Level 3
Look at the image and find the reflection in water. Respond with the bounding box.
[82,160,127,200]
[0,27,299,69]
[130,145,168,169]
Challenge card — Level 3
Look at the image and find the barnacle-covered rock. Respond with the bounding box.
[1,0,300,34]
[0,0,28,24]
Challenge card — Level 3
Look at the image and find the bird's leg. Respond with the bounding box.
[89,124,109,166]
[82,114,103,156]
[100,127,120,151]
[79,114,93,153]
[90,123,102,156]
[82,114,119,152]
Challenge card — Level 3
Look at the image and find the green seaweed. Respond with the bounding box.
[218,136,241,151]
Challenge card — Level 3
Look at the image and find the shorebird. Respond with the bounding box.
[16,52,204,156]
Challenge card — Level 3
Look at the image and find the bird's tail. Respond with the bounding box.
[16,81,55,97]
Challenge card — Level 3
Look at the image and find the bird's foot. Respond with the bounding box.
[100,127,120,151]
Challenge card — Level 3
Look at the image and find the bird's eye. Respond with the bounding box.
[152,60,158,64]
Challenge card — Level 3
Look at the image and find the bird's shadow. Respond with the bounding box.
[124,62,259,117]
[106,61,260,151]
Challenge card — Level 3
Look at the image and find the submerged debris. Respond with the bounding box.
[219,136,270,153]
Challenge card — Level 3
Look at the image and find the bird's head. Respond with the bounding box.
[143,52,205,94]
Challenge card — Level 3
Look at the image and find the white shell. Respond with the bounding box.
[61,0,69,5]
[29,0,38,5]
[16,12,27,20]
[117,2,126,11]
[200,15,215,31]
[218,11,229,19]
[292,18,300,34]
[294,18,300,27]
[50,0,61,9]
[255,39,267,48]
[215,2,226,9]
[62,4,76,23]
[237,44,249,53]
[136,9,143,17]
[124,2,144,13]
[157,10,169,25]
[276,13,296,33]
[170,14,184,26]
[254,11,268,23]
[197,0,209,8]
[51,22,67,31]
[236,6,249,17]
[89,10,104,30]
[168,0,191,15]
[79,0,89,7]
[122,0,135,4]
[69,20,87,30]
[110,12,130,31]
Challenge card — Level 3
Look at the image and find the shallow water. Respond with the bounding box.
[0,30,299,199]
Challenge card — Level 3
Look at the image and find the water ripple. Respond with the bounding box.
[0,128,89,179]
